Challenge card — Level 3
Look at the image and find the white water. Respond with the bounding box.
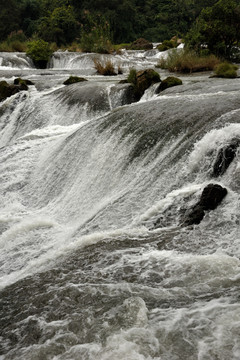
[0,51,240,360]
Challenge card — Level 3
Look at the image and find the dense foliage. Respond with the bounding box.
[0,0,239,59]
[186,0,240,59]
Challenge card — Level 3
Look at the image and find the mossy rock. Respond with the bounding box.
[156,76,182,93]
[212,62,238,78]
[63,76,88,85]
[14,78,34,86]
[157,40,175,52]
[128,38,153,50]
[127,68,161,101]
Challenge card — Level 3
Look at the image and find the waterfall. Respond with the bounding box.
[0,51,240,360]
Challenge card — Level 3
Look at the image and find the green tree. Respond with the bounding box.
[20,0,41,37]
[27,39,53,67]
[0,0,22,41]
[80,12,112,53]
[37,5,79,45]
[186,0,240,59]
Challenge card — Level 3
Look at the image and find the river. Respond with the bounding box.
[0,50,240,360]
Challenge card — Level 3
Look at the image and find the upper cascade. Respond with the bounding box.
[0,52,34,69]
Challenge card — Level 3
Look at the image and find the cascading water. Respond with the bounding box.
[0,51,240,360]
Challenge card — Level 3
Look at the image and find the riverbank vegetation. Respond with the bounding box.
[0,0,239,69]
[157,49,220,73]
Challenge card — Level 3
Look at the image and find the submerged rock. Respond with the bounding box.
[0,80,28,102]
[156,76,182,93]
[63,76,88,85]
[212,139,239,177]
[182,184,227,226]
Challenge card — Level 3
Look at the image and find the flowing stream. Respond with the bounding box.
[0,50,240,360]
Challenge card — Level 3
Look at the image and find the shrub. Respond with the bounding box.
[213,62,238,78]
[157,49,220,73]
[7,30,27,43]
[80,13,113,54]
[94,59,117,75]
[127,69,137,85]
[0,31,28,52]
[26,39,53,68]
[157,40,175,52]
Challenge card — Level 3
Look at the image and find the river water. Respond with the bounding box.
[0,50,240,360]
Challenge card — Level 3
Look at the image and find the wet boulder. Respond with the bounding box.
[63,76,88,85]
[182,184,227,226]
[212,139,239,177]
[0,80,27,102]
[14,78,34,86]
[156,76,182,93]
[127,68,161,101]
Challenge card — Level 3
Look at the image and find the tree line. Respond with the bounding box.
[0,0,239,59]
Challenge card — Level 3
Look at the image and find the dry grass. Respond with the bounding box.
[157,49,220,73]
[94,59,117,75]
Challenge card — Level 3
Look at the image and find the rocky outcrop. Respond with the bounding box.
[212,139,239,177]
[63,76,88,85]
[127,68,161,101]
[0,80,28,102]
[155,76,182,93]
[128,38,153,50]
[182,184,228,226]
[14,78,34,86]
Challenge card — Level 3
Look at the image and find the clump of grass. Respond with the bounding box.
[94,59,117,75]
[213,62,238,78]
[127,68,137,85]
[157,49,220,73]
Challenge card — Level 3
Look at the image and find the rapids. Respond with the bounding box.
[0,51,240,360]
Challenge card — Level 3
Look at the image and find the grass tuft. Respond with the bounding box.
[94,59,117,75]
[213,62,238,78]
[157,49,220,73]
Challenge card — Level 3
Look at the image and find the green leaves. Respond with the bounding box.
[26,39,53,68]
[186,0,240,60]
[37,5,79,45]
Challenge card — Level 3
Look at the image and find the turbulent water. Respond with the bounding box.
[0,50,240,360]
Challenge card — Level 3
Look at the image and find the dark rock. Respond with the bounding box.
[198,183,228,210]
[0,79,30,102]
[212,139,239,177]
[182,184,227,226]
[14,78,34,86]
[127,68,161,101]
[118,84,137,105]
[156,76,182,93]
[0,81,20,102]
[63,76,88,85]
[182,205,205,226]
[128,38,153,50]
